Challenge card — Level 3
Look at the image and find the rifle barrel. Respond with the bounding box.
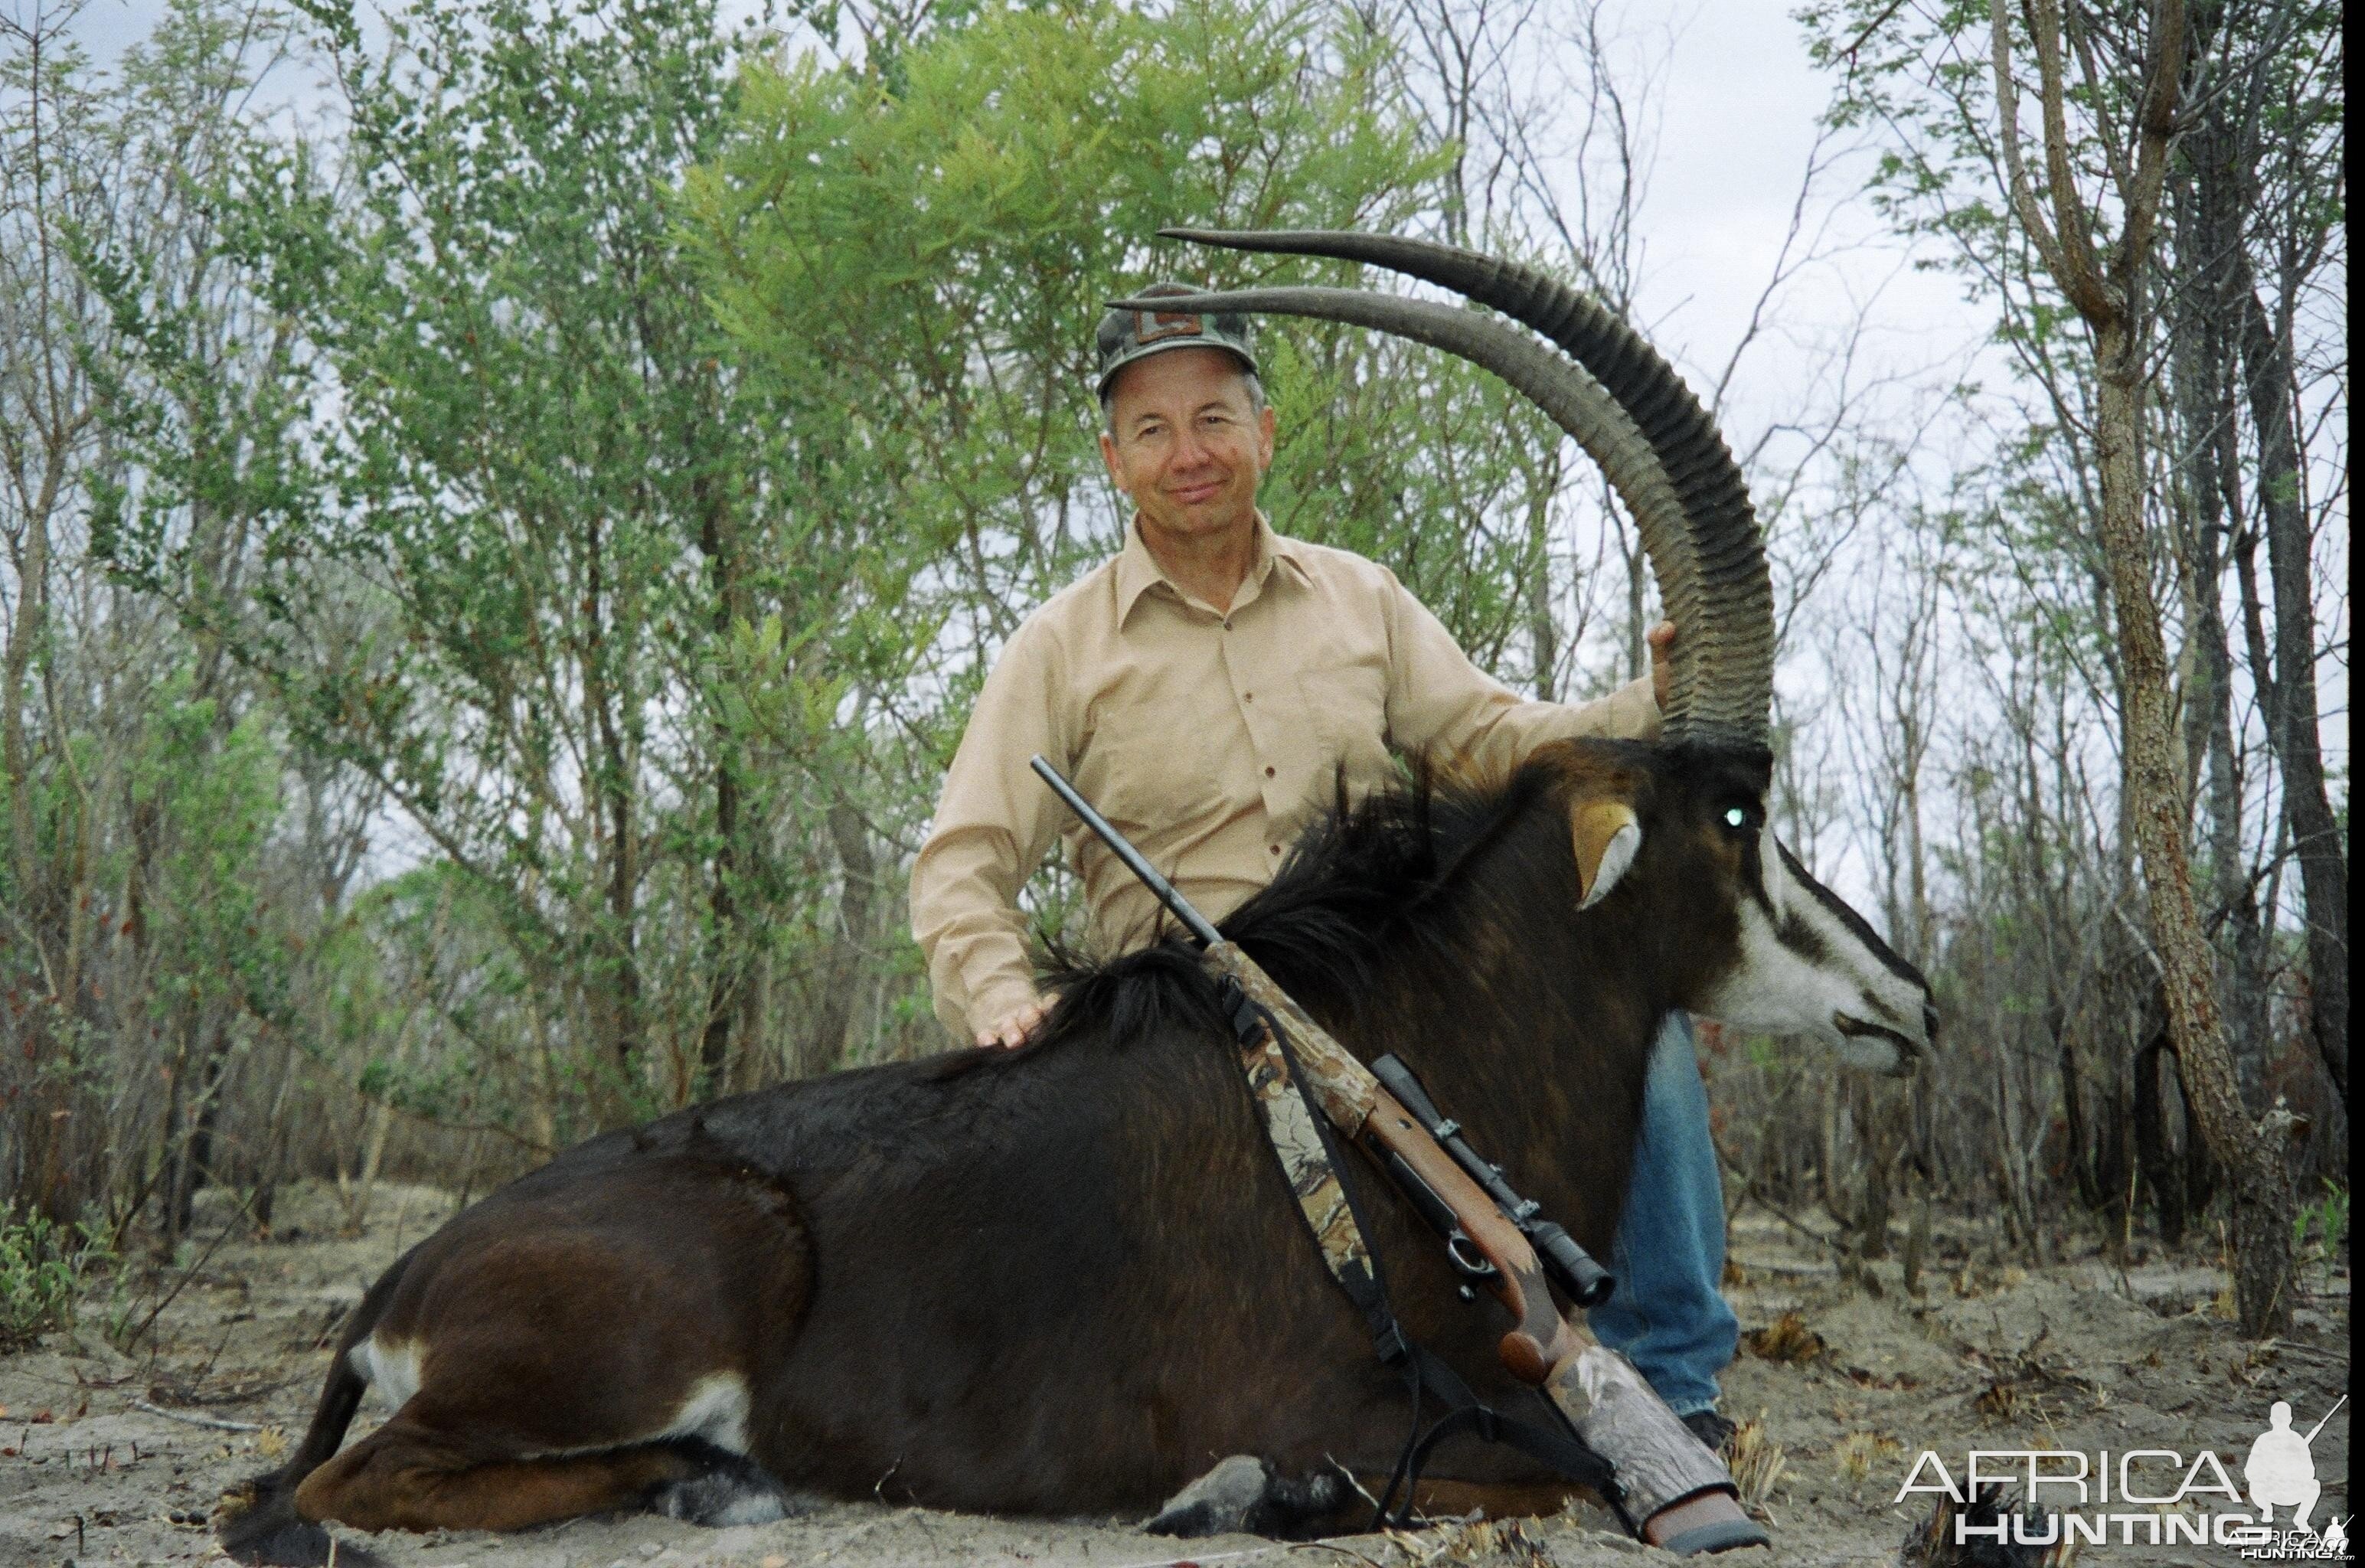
[1031,756,1223,949]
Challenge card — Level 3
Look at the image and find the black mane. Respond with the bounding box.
[1030,756,1561,1051]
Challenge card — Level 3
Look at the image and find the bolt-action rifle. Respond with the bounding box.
[1031,756,1766,1557]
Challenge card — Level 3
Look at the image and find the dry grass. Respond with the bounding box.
[1741,1309,1826,1364]
[1380,1514,1560,1565]
[1834,1429,1901,1482]
[1727,1410,1788,1520]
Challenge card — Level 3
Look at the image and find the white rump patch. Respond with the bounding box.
[658,1372,753,1455]
[349,1338,753,1459]
[351,1335,424,1410]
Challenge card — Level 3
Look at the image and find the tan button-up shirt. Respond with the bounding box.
[910,515,1661,1038]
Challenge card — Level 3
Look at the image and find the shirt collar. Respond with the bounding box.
[1116,511,1309,626]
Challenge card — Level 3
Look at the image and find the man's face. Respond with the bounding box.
[1098,347,1277,546]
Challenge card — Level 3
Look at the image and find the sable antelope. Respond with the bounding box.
[223,231,1935,1564]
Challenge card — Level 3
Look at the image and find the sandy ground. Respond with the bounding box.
[2,1181,2349,1568]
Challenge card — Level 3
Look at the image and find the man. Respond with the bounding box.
[909,286,1739,1447]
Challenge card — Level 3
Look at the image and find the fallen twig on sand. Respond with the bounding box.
[130,1398,261,1433]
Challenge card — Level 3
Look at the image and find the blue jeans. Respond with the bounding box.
[1586,1014,1737,1416]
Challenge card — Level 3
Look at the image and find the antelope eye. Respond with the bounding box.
[1722,806,1748,831]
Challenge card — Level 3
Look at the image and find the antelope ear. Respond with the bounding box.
[1572,800,1642,910]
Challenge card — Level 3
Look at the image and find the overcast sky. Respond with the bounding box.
[1636,5,1987,390]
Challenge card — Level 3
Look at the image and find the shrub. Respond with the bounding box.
[0,1210,109,1351]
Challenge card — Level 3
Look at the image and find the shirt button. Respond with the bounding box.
[1269,844,1282,856]
[1222,619,1232,629]
[1243,691,1254,703]
[1264,766,1276,778]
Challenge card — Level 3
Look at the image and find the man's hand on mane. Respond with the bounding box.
[978,995,1051,1050]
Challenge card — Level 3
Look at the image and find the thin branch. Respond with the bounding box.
[1988,0,2082,304]
[129,1399,263,1433]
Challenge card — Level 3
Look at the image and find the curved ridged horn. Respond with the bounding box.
[1137,227,1773,747]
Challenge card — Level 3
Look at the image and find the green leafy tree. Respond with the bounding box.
[100,0,918,1123]
[4,0,322,1227]
[689,0,1573,652]
[70,0,1693,1172]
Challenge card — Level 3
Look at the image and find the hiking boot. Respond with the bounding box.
[1683,1409,1737,1457]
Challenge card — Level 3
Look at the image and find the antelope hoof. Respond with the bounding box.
[649,1443,805,1527]
[1145,1455,1347,1538]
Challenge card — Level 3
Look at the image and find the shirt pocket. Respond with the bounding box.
[1295,660,1392,780]
[1075,720,1224,838]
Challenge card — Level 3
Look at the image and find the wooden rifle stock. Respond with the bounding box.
[1206,946,1765,1553]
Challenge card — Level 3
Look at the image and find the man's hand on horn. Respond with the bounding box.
[1648,619,1677,711]
[978,995,1051,1051]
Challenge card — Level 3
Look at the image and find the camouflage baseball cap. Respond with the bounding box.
[1094,282,1259,400]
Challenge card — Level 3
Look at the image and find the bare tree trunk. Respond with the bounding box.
[1524,482,1559,700]
[796,799,877,1080]
[581,512,643,1084]
[2059,1010,2133,1240]
[2133,1027,2216,1246]
[694,442,749,1097]
[2,463,70,1221]
[2092,313,2293,1331]
[2167,138,2271,1098]
[2236,283,2347,1106]
[173,1018,234,1237]
[1851,1081,1900,1263]
[604,779,642,1080]
[1987,0,2291,1332]
[158,1013,194,1252]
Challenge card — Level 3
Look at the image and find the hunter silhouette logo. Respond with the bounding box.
[2245,1398,2339,1532]
[1894,1394,2351,1556]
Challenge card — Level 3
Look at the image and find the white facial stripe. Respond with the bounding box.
[1700,825,1929,1073]
[1756,824,1797,913]
[1703,900,1855,1040]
